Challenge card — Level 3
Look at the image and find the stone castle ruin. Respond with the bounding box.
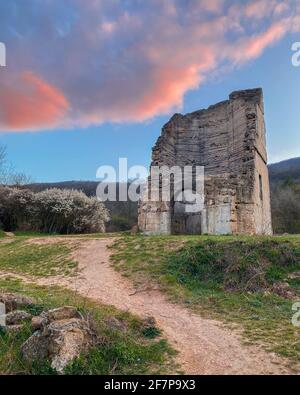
[138,88,273,235]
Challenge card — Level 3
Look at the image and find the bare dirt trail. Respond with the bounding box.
[1,237,297,375]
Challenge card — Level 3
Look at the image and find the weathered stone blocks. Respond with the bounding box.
[139,88,273,235]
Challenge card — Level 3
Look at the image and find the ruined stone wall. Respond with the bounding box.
[139,88,273,235]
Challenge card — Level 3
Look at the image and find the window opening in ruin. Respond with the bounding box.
[259,174,263,202]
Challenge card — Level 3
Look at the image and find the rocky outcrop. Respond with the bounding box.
[0,291,100,374]
[22,306,99,373]
[0,291,36,312]
[6,310,32,325]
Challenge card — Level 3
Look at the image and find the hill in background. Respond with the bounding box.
[269,157,300,184]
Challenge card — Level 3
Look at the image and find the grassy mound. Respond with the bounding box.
[167,239,300,294]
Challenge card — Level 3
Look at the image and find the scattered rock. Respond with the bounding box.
[141,316,161,338]
[6,324,25,334]
[48,318,93,373]
[22,331,49,363]
[0,291,36,313]
[22,307,99,374]
[142,316,157,328]
[31,315,48,331]
[46,306,80,322]
[105,317,127,333]
[6,310,32,325]
[272,282,297,299]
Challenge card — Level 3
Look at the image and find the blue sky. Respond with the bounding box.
[0,1,300,182]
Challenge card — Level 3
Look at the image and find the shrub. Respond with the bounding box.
[0,186,35,231]
[0,186,109,234]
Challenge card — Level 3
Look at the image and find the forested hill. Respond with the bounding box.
[269,157,300,184]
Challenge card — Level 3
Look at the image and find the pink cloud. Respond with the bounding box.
[244,0,275,19]
[0,0,299,132]
[230,20,289,63]
[0,72,69,131]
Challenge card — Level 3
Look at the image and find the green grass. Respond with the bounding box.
[0,230,6,238]
[0,239,77,277]
[13,231,123,239]
[0,278,176,375]
[13,231,57,237]
[112,234,300,366]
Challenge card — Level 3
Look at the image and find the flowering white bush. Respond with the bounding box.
[0,186,35,230]
[0,186,109,234]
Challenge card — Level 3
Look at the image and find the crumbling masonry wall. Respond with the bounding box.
[138,88,273,235]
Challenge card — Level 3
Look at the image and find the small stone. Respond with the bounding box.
[31,315,48,331]
[46,306,79,322]
[0,291,36,312]
[22,309,98,374]
[105,317,127,333]
[142,316,156,328]
[6,310,32,325]
[6,324,24,334]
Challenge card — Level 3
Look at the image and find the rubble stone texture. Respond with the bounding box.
[22,306,98,373]
[139,88,273,235]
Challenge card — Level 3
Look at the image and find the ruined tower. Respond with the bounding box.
[138,88,273,235]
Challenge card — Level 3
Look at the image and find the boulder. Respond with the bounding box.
[22,331,49,363]
[22,308,98,373]
[6,310,32,325]
[6,324,24,334]
[48,319,92,373]
[31,315,48,331]
[46,306,79,322]
[0,291,36,312]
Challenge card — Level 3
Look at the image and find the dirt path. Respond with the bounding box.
[1,238,297,375]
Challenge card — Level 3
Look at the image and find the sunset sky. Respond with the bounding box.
[0,0,300,182]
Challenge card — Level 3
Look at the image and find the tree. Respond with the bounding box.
[271,182,300,234]
[0,186,35,231]
[0,144,33,186]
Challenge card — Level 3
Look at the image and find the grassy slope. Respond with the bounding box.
[0,238,77,277]
[0,278,176,375]
[12,231,124,239]
[112,235,300,366]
